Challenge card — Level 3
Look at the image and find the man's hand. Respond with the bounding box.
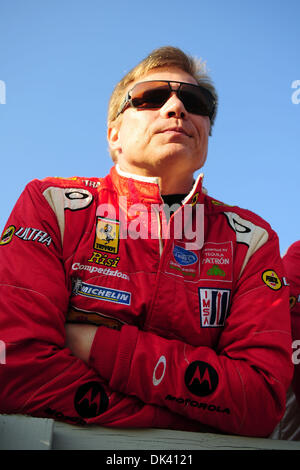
[65,323,98,363]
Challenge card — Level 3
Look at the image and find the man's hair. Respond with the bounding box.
[107,46,218,160]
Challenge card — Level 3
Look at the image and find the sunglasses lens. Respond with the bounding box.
[131,82,171,109]
[180,85,214,116]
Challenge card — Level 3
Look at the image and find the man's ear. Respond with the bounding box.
[107,121,122,154]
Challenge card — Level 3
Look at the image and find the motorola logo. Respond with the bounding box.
[74,381,109,418]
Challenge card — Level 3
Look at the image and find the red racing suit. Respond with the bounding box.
[0,165,293,437]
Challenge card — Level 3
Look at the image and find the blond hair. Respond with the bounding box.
[107,46,218,160]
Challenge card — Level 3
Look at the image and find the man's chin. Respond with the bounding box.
[153,149,204,170]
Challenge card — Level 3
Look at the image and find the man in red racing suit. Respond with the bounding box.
[0,46,293,437]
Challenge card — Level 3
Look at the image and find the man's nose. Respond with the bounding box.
[159,92,186,119]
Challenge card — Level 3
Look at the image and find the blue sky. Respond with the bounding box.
[0,0,299,254]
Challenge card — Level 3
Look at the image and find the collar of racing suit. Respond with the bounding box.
[110,164,206,207]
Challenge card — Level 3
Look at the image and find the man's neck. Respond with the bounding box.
[159,174,194,195]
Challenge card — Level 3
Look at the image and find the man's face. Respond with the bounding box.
[108,68,211,180]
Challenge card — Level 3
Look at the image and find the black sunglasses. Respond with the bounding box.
[116,80,216,120]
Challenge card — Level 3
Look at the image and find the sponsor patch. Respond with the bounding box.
[64,188,93,211]
[74,382,108,418]
[94,217,120,254]
[206,265,225,277]
[72,279,131,305]
[262,269,282,290]
[224,212,268,247]
[198,287,231,327]
[190,192,200,206]
[153,356,167,386]
[88,251,120,267]
[0,225,52,247]
[165,395,230,414]
[166,242,200,280]
[173,245,198,266]
[71,262,129,280]
[82,179,100,188]
[2,226,52,246]
[200,242,233,282]
[15,227,52,246]
[184,361,219,397]
[0,225,16,246]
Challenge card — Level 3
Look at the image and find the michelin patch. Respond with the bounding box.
[72,278,131,305]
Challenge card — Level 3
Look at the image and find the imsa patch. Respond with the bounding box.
[198,288,231,327]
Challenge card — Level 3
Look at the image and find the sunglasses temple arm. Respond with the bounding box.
[116,93,130,118]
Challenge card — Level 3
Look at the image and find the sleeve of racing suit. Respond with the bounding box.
[0,180,206,431]
[284,242,300,406]
[89,230,293,437]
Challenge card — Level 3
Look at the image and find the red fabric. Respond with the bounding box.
[0,166,293,436]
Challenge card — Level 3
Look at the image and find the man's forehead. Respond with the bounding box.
[126,67,198,92]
